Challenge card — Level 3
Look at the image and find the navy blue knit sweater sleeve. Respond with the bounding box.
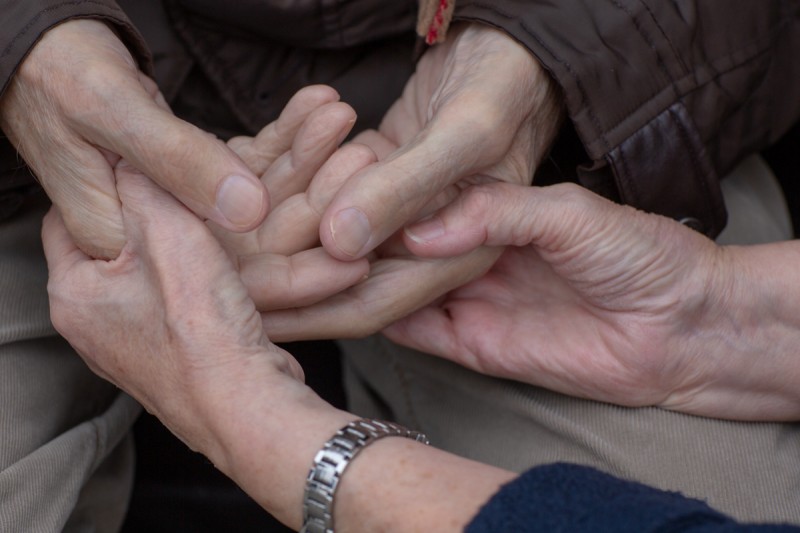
[466,463,799,533]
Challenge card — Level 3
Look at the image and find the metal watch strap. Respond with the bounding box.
[300,419,430,533]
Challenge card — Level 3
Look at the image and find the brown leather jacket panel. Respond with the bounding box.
[455,0,800,235]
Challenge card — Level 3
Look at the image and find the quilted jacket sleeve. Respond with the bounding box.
[0,0,151,214]
[0,0,151,98]
[454,1,800,237]
[467,463,800,532]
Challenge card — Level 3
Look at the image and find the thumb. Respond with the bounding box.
[112,160,230,263]
[82,84,268,232]
[403,182,615,256]
[319,106,502,260]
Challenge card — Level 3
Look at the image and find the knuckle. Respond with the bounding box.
[459,185,498,220]
[46,277,89,339]
[547,182,599,213]
[339,142,377,166]
[128,123,205,177]
[70,61,126,114]
[440,98,498,141]
[339,142,377,164]
[47,293,73,337]
[227,136,252,153]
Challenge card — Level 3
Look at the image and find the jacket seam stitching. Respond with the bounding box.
[609,0,680,105]
[606,0,693,198]
[638,0,690,76]
[462,0,786,167]
[596,13,789,152]
[588,34,784,159]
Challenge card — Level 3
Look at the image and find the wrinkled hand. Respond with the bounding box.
[208,85,371,311]
[321,23,563,259]
[43,162,513,533]
[384,182,759,418]
[42,161,302,455]
[259,23,563,340]
[1,20,267,259]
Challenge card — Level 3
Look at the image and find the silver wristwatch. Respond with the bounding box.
[300,419,430,533]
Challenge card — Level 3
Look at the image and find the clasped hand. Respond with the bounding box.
[5,20,563,340]
[0,19,268,259]
[219,23,564,340]
[386,182,800,422]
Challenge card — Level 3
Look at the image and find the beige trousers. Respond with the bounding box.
[0,193,139,533]
[341,155,800,525]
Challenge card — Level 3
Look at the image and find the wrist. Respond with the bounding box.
[302,419,430,533]
[185,349,517,533]
[199,366,355,529]
[666,242,800,420]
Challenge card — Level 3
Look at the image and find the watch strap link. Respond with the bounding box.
[300,418,430,533]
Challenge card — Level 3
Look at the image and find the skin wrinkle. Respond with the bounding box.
[394,179,800,419]
[672,243,800,418]
[253,25,561,342]
[307,144,376,217]
[28,3,800,512]
[132,209,269,382]
[42,122,125,256]
[543,207,684,310]
[574,286,651,398]
[4,26,139,256]
[524,299,635,402]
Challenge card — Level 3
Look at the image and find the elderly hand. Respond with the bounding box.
[42,159,340,529]
[384,182,800,421]
[42,157,513,533]
[256,23,563,340]
[208,85,370,311]
[42,161,302,453]
[1,19,267,259]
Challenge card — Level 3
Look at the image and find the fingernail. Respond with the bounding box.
[405,215,445,244]
[217,175,265,228]
[330,208,371,257]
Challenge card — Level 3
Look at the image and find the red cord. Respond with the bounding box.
[425,0,449,44]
